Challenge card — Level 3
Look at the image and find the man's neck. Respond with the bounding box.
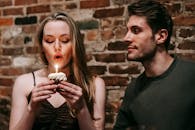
[142,52,174,77]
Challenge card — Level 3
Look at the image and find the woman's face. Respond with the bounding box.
[42,20,73,70]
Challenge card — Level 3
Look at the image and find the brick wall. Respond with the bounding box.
[0,0,195,129]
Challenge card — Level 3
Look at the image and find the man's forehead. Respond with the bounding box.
[127,15,148,28]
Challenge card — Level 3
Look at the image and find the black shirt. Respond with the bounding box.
[114,57,195,130]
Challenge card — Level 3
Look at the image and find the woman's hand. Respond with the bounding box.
[57,81,85,112]
[28,80,58,111]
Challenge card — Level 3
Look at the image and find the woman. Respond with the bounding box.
[9,12,106,130]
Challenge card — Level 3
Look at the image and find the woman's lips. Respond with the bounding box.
[54,54,63,60]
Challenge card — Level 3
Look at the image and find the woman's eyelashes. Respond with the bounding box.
[43,35,70,44]
[59,35,70,43]
[44,36,55,43]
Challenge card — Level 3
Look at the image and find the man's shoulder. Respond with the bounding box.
[126,73,144,92]
[177,58,195,69]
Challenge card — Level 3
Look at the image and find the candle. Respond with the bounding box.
[55,64,58,73]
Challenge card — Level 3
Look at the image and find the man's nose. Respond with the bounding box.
[123,31,132,42]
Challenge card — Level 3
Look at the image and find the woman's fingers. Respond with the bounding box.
[32,94,52,102]
[31,82,58,102]
[57,82,84,110]
[60,81,81,91]
[58,82,82,96]
[36,80,56,89]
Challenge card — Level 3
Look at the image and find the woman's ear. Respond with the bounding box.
[155,29,168,45]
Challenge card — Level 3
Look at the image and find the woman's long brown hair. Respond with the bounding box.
[36,12,95,118]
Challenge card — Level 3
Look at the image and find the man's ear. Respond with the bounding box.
[155,29,168,45]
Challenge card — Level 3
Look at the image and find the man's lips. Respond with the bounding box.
[128,45,137,51]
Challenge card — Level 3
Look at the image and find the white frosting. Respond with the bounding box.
[48,72,67,81]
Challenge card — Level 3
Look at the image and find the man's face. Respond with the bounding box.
[124,15,157,62]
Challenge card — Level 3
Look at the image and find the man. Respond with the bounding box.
[113,0,195,130]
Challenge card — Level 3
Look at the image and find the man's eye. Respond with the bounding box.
[131,27,141,34]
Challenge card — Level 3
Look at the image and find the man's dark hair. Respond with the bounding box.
[128,0,173,50]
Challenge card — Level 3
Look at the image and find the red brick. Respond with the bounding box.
[65,2,77,9]
[174,15,195,26]
[115,26,126,39]
[101,29,114,40]
[93,7,124,18]
[27,5,50,14]
[101,18,112,29]
[2,48,23,56]
[178,40,195,50]
[166,3,181,16]
[0,18,13,26]
[3,8,23,16]
[179,28,195,38]
[0,67,24,76]
[0,0,12,7]
[0,87,12,97]
[39,15,48,23]
[86,53,93,62]
[88,65,107,75]
[112,0,128,5]
[102,76,129,86]
[26,46,39,54]
[2,36,24,46]
[22,25,37,33]
[0,78,14,86]
[113,19,125,26]
[80,0,109,9]
[108,41,128,51]
[14,0,37,6]
[106,101,121,113]
[109,64,141,74]
[86,30,98,41]
[185,3,195,12]
[0,57,11,66]
[94,53,126,63]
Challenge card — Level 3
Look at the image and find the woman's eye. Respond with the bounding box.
[43,36,55,44]
[45,39,55,43]
[59,36,70,43]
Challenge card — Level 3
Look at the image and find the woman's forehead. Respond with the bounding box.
[43,20,70,35]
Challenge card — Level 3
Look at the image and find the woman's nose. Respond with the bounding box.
[54,39,61,51]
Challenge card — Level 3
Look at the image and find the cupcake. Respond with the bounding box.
[48,72,67,82]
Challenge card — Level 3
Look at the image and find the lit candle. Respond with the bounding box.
[55,64,58,73]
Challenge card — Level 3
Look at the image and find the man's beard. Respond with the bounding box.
[127,44,157,63]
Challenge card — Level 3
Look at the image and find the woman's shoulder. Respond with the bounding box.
[15,69,43,85]
[13,70,40,95]
[15,72,34,86]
